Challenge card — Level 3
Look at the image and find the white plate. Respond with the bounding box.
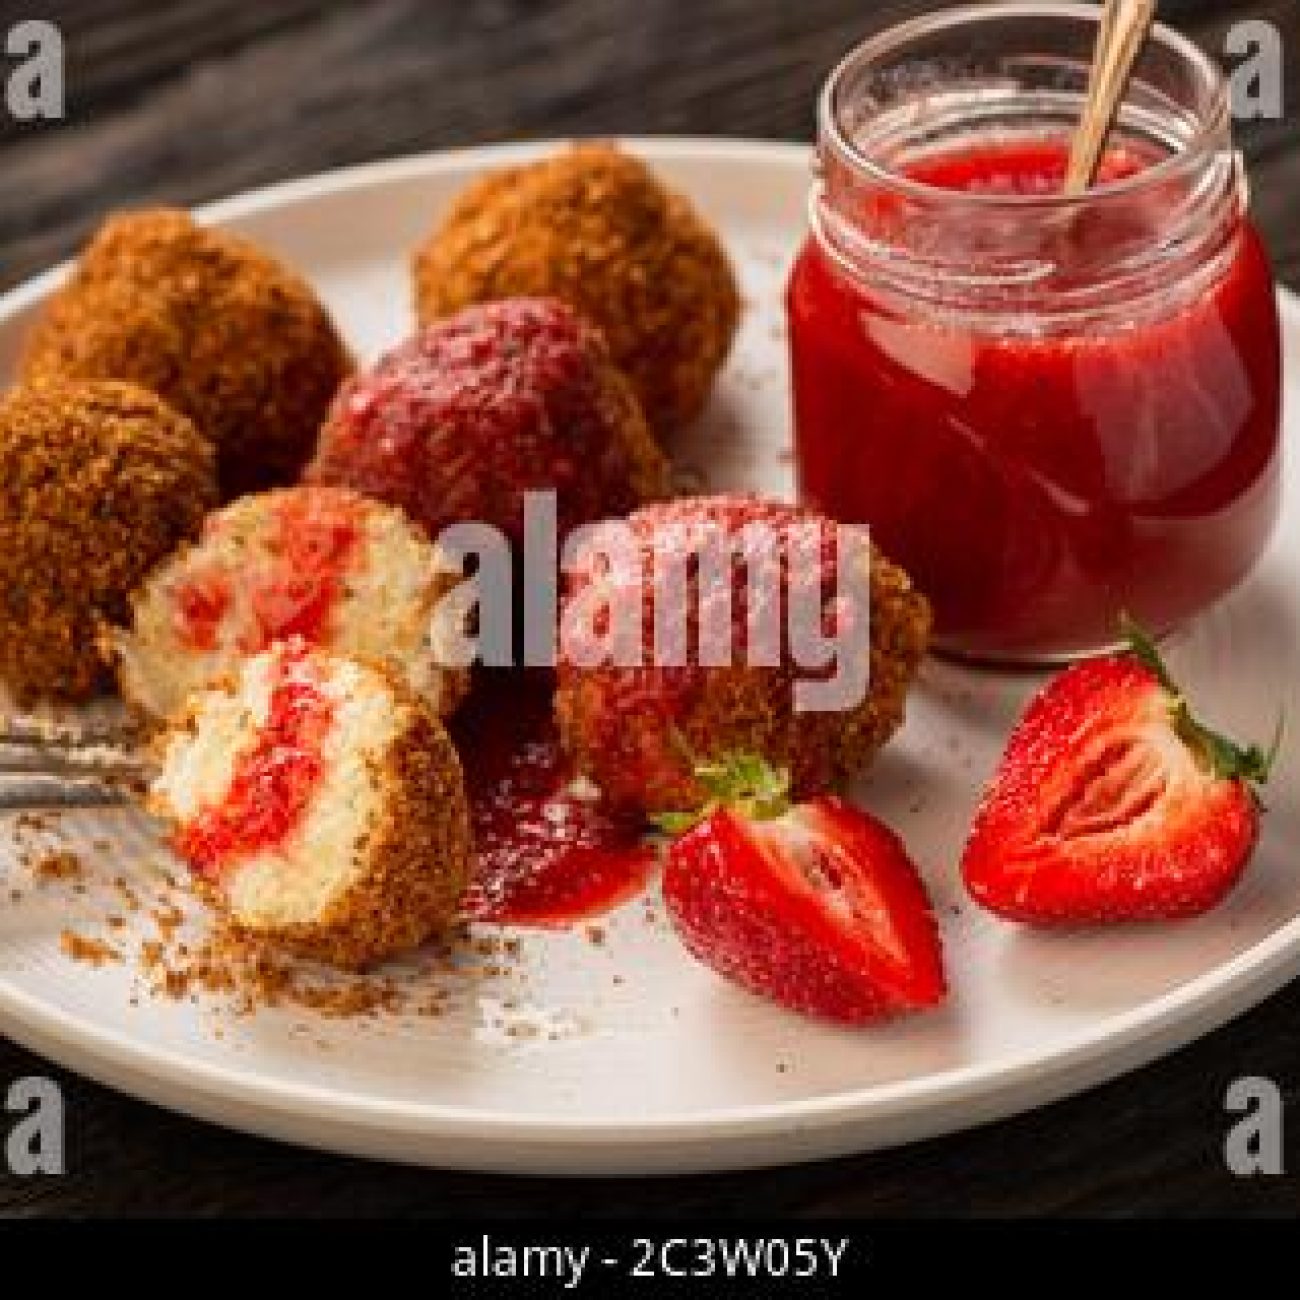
[1,139,1298,1176]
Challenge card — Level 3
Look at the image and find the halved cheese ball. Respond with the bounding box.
[150,641,472,968]
[112,485,468,723]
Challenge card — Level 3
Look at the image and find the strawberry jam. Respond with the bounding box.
[175,646,334,876]
[452,672,654,926]
[173,487,362,652]
[246,488,361,646]
[788,137,1282,661]
[173,572,230,652]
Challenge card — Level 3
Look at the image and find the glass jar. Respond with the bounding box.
[787,1,1282,663]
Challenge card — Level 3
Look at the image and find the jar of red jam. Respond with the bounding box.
[787,2,1282,663]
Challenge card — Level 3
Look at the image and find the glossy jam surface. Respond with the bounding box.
[173,489,362,653]
[788,140,1282,659]
[904,138,1144,194]
[175,650,334,877]
[453,672,655,926]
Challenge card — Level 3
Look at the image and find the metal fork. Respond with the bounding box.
[0,720,145,810]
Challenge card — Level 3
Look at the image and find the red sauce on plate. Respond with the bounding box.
[788,139,1282,659]
[453,672,655,926]
[175,647,335,877]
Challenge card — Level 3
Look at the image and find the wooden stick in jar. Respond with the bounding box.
[1064,0,1158,195]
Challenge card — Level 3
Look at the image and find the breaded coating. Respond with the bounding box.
[0,380,217,702]
[21,209,351,498]
[555,495,930,816]
[244,696,472,970]
[151,644,472,970]
[413,143,740,433]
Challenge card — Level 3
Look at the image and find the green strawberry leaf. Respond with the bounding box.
[1119,614,1180,696]
[649,749,792,837]
[652,809,707,836]
[1120,613,1281,790]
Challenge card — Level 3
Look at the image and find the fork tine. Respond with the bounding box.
[0,746,145,779]
[0,718,138,748]
[0,775,131,810]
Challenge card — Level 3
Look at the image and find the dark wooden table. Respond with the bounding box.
[1,0,1298,1217]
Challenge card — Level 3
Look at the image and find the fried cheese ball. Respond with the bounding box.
[111,485,469,724]
[151,641,472,969]
[21,208,351,497]
[413,144,740,433]
[0,380,217,702]
[555,495,931,816]
[308,297,667,545]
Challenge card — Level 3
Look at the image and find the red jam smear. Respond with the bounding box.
[452,671,655,926]
[175,647,335,878]
[173,572,231,652]
[788,138,1282,659]
[173,489,362,653]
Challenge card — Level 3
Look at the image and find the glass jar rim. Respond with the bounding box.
[819,0,1233,210]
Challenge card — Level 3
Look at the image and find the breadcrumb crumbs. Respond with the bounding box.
[59,930,121,966]
[33,850,84,883]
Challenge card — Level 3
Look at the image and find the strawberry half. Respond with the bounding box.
[961,622,1280,924]
[657,756,946,1024]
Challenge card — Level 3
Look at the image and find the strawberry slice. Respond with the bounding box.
[961,621,1280,924]
[657,756,945,1024]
